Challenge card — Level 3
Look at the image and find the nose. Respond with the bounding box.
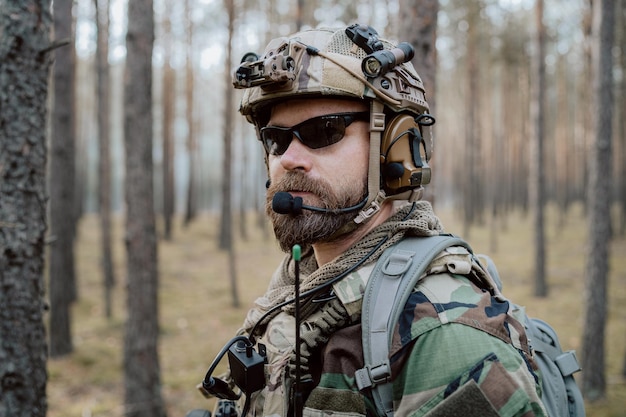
[278,135,312,172]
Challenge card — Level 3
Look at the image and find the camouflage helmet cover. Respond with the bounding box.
[236,26,430,123]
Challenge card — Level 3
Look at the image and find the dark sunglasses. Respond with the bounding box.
[260,112,370,155]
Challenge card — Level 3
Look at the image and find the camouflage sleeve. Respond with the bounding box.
[391,323,546,416]
[389,273,547,417]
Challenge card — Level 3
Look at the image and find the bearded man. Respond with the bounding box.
[198,24,547,417]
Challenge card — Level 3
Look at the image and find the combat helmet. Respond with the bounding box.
[233,24,435,225]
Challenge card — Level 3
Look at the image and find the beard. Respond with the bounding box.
[266,171,368,252]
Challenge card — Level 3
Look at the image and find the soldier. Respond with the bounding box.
[212,24,547,417]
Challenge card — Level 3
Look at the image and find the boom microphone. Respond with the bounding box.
[272,192,303,214]
[271,192,367,215]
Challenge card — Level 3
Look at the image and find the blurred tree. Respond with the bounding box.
[581,0,594,213]
[503,12,531,215]
[554,52,575,227]
[221,0,240,308]
[123,0,167,414]
[95,0,116,319]
[530,0,547,297]
[462,0,484,238]
[0,1,52,415]
[399,0,438,115]
[582,0,616,402]
[162,0,175,241]
[49,0,78,357]
[219,0,234,252]
[617,0,626,237]
[184,0,199,227]
[398,0,438,205]
[238,115,249,241]
[296,0,304,30]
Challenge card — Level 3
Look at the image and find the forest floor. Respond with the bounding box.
[47,203,626,417]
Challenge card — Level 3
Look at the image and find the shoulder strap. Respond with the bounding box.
[355,234,471,417]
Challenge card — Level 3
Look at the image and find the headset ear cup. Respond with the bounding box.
[380,114,430,194]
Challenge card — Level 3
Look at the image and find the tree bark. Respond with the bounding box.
[617,0,626,237]
[582,0,616,402]
[462,1,483,238]
[0,1,52,415]
[95,0,116,319]
[239,120,249,241]
[48,0,78,357]
[530,0,547,297]
[184,0,198,227]
[161,10,175,241]
[221,0,240,308]
[398,0,438,115]
[398,0,438,204]
[220,0,234,252]
[123,0,167,415]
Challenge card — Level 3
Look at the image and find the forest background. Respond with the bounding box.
[1,0,625,416]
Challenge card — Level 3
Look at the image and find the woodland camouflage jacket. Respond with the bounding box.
[245,245,547,417]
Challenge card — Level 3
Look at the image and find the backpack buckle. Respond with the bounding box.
[355,361,392,391]
[382,250,414,276]
[555,350,582,377]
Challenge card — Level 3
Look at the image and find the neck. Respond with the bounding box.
[312,201,394,266]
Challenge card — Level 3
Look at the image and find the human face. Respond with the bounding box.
[264,98,370,252]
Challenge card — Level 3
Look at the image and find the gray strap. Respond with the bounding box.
[528,318,582,377]
[356,235,470,417]
[356,249,414,416]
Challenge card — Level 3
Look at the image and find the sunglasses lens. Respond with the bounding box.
[298,117,345,149]
[261,128,291,155]
[260,112,367,155]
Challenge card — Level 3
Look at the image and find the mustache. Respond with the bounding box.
[267,172,333,200]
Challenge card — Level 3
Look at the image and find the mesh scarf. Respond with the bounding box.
[242,200,444,336]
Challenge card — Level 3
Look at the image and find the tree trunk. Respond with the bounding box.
[162,67,175,240]
[582,0,616,402]
[239,116,249,241]
[161,10,175,241]
[95,0,116,319]
[489,66,504,253]
[530,0,547,297]
[463,1,483,238]
[296,0,304,30]
[221,0,240,308]
[398,0,438,114]
[48,0,77,357]
[554,53,572,229]
[219,0,234,252]
[398,0,438,204]
[617,0,626,237]
[184,0,198,227]
[581,2,594,215]
[219,10,233,254]
[0,1,52,415]
[123,0,167,415]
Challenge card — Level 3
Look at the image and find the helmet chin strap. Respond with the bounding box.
[354,100,386,225]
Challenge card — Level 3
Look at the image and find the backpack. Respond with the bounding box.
[355,235,585,417]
